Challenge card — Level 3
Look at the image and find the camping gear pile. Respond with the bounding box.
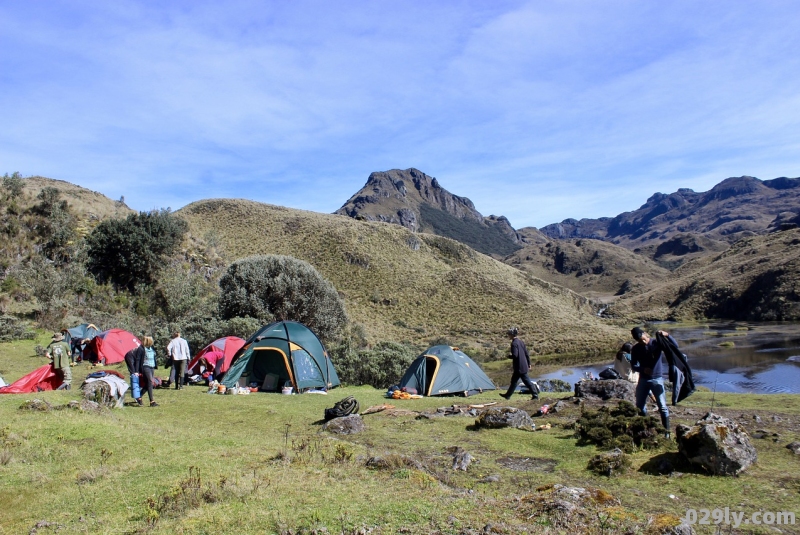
[82,370,129,408]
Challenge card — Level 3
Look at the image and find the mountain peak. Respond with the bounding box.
[336,168,521,257]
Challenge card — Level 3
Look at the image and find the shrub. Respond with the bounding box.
[2,172,24,199]
[0,314,35,341]
[218,255,347,343]
[575,401,665,453]
[86,209,188,291]
[334,341,417,388]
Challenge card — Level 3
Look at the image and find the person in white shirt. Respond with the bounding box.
[166,331,191,390]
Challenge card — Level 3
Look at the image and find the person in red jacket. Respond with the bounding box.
[500,327,539,400]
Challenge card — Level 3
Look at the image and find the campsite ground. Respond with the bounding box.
[1,335,799,534]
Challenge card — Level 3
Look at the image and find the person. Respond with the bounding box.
[166,331,191,390]
[500,327,539,400]
[197,348,224,384]
[124,343,144,406]
[614,342,638,383]
[46,332,72,390]
[630,327,673,438]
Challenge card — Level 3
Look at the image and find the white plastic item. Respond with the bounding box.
[281,386,293,395]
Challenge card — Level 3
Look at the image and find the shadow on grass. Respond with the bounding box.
[638,451,706,476]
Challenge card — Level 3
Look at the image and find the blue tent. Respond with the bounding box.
[399,345,496,396]
[62,323,101,361]
[222,321,340,392]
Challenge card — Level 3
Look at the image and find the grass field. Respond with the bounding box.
[2,336,799,534]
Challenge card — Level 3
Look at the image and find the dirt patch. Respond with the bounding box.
[496,456,557,472]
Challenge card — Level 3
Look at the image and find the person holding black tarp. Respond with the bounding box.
[630,327,673,438]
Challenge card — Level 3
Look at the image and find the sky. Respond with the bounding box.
[2,1,800,229]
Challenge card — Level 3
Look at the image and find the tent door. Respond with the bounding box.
[251,348,294,391]
[424,357,439,396]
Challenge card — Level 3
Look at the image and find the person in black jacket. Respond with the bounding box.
[125,336,160,407]
[124,344,145,406]
[500,327,539,400]
[630,327,673,438]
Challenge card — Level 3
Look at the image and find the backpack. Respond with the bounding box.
[324,395,360,421]
[599,367,621,380]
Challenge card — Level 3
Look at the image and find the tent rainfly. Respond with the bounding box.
[83,329,142,365]
[221,321,339,393]
[399,345,496,396]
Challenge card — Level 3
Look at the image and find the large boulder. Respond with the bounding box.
[676,413,757,475]
[322,414,366,435]
[475,407,534,430]
[574,379,635,402]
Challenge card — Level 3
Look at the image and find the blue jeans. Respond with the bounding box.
[635,376,670,431]
[131,374,141,400]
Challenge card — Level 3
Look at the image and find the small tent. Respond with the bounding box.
[84,329,141,365]
[221,321,340,392]
[0,364,61,394]
[399,345,496,396]
[62,323,101,361]
[187,336,246,378]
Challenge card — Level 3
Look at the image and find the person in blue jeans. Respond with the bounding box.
[630,327,672,438]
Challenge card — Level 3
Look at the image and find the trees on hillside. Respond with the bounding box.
[218,254,347,342]
[86,209,188,291]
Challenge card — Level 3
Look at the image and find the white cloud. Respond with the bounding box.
[1,0,799,228]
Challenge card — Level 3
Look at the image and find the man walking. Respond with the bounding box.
[500,327,539,400]
[167,331,191,390]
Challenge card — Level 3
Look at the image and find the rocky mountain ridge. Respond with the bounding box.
[336,168,521,257]
[536,176,800,254]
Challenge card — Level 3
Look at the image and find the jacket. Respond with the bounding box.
[509,338,530,374]
[655,332,695,405]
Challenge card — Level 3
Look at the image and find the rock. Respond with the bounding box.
[587,448,631,476]
[19,399,52,412]
[551,400,568,413]
[64,400,106,413]
[475,407,534,430]
[478,475,500,483]
[786,442,800,455]
[676,413,758,475]
[450,447,475,471]
[574,379,635,402]
[753,415,762,423]
[322,414,365,435]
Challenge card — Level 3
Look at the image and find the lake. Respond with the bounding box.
[537,322,800,394]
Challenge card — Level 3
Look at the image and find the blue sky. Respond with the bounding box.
[2,1,799,229]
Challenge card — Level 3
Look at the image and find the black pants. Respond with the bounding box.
[505,371,538,398]
[141,366,155,402]
[170,360,187,388]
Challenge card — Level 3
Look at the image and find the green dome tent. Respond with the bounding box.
[399,345,496,396]
[221,321,340,393]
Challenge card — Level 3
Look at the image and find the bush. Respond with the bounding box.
[218,255,347,343]
[0,315,35,341]
[86,209,188,291]
[334,341,417,388]
[576,401,665,453]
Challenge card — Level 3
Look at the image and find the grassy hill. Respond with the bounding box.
[610,227,800,322]
[506,230,671,301]
[178,199,627,357]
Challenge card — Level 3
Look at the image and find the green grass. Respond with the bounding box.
[2,338,800,534]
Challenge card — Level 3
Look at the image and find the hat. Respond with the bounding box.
[631,327,645,341]
[51,332,64,342]
[507,327,519,337]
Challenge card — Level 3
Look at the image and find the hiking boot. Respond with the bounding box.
[150,401,159,407]
[665,432,672,440]
[500,393,511,400]
[136,398,143,406]
[531,394,539,400]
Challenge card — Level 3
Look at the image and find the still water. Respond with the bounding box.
[538,322,800,394]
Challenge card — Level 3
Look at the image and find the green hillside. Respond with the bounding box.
[178,199,627,357]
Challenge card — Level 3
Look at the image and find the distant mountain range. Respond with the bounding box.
[536,175,800,251]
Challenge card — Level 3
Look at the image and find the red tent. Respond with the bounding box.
[84,329,141,365]
[0,364,61,394]
[187,336,246,377]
